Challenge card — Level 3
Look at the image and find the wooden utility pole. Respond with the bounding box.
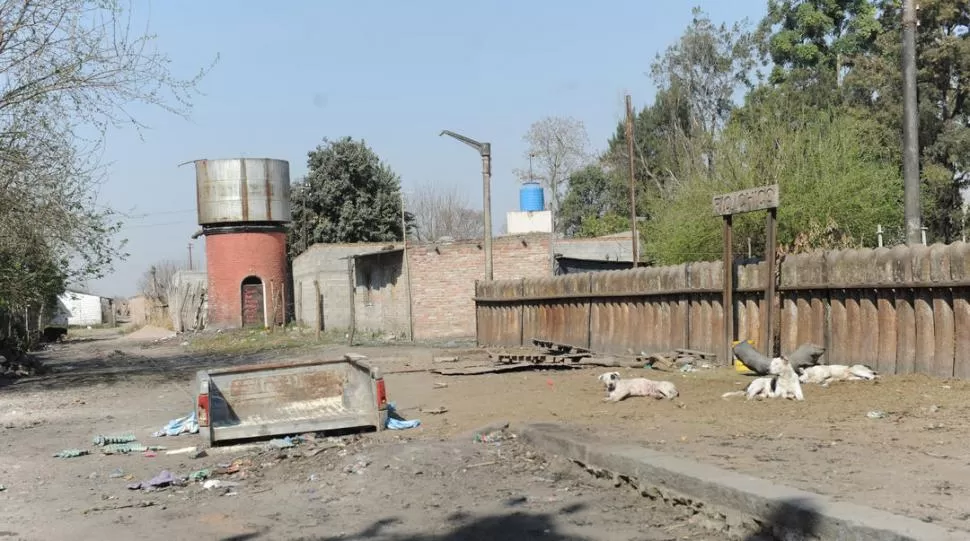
[902,0,921,244]
[625,95,639,267]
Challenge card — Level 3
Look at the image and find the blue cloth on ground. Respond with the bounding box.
[153,411,199,437]
[386,403,420,430]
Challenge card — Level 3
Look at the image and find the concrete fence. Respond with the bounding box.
[474,241,970,378]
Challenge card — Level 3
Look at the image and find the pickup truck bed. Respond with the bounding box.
[196,356,388,445]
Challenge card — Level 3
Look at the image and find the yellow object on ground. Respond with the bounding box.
[732,340,756,373]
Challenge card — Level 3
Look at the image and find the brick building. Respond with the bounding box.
[291,231,635,341]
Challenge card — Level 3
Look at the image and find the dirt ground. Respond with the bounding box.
[0,330,748,541]
[1,328,969,538]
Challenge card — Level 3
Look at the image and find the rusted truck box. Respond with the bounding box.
[195,356,388,445]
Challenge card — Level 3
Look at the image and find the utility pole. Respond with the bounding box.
[187,243,194,270]
[902,0,921,244]
[401,191,414,341]
[625,95,640,267]
[440,130,493,280]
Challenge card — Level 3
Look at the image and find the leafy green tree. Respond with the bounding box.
[578,214,631,239]
[644,99,904,264]
[759,0,881,86]
[288,137,411,257]
[652,6,758,137]
[844,0,970,242]
[557,165,626,237]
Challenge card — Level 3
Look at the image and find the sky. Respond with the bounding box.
[87,0,768,297]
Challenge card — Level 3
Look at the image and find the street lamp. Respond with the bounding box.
[439,129,493,281]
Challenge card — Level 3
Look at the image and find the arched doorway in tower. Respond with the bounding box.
[241,276,265,328]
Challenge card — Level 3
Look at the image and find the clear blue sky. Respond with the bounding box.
[88,0,768,297]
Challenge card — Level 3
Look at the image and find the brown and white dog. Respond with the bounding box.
[722,356,804,401]
[598,372,679,402]
[798,364,878,385]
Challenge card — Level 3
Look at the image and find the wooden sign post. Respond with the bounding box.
[712,185,780,365]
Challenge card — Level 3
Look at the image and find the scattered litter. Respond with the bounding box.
[268,436,299,449]
[127,470,182,490]
[420,407,448,415]
[867,411,887,419]
[53,449,89,458]
[464,461,496,469]
[386,403,421,430]
[433,356,459,364]
[83,501,154,514]
[153,411,199,437]
[0,485,6,491]
[679,364,697,373]
[217,458,252,475]
[343,457,370,475]
[165,446,200,455]
[928,405,940,413]
[202,479,240,490]
[433,382,449,389]
[109,469,125,479]
[93,434,137,446]
[188,469,211,481]
[101,443,167,455]
[143,450,157,458]
[307,474,318,482]
[475,430,511,444]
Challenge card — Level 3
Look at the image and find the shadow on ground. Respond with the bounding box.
[259,505,591,541]
[744,498,821,541]
[5,341,335,392]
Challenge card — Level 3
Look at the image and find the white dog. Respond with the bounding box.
[798,364,878,385]
[598,372,679,402]
[722,356,804,401]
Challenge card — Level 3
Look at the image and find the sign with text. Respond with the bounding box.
[712,185,779,216]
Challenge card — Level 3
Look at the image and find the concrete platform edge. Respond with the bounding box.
[516,422,965,541]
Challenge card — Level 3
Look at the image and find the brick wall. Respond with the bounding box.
[408,234,550,340]
[205,230,288,329]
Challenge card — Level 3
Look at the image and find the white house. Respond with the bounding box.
[53,290,106,327]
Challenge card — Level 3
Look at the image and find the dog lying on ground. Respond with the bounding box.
[722,356,804,401]
[797,364,878,385]
[598,371,679,402]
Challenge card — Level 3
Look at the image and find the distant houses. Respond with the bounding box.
[52,289,114,327]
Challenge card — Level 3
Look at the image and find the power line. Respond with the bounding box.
[119,220,194,230]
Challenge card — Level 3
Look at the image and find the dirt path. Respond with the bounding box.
[0,333,737,540]
[2,331,968,537]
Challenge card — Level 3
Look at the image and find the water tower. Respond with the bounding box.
[193,158,291,329]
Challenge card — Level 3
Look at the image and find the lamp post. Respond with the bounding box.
[439,130,493,280]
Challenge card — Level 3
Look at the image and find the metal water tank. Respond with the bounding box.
[194,158,292,226]
[519,182,545,212]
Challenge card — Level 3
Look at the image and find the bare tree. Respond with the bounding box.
[407,181,485,242]
[0,0,214,352]
[136,260,186,305]
[513,116,591,218]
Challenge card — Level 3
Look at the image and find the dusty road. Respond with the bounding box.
[0,329,745,541]
[2,326,969,538]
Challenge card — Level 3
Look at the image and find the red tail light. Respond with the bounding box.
[376,378,387,409]
[197,381,210,427]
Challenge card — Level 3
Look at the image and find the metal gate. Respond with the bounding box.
[241,278,264,328]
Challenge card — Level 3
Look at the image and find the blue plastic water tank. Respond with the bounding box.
[519,182,545,212]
